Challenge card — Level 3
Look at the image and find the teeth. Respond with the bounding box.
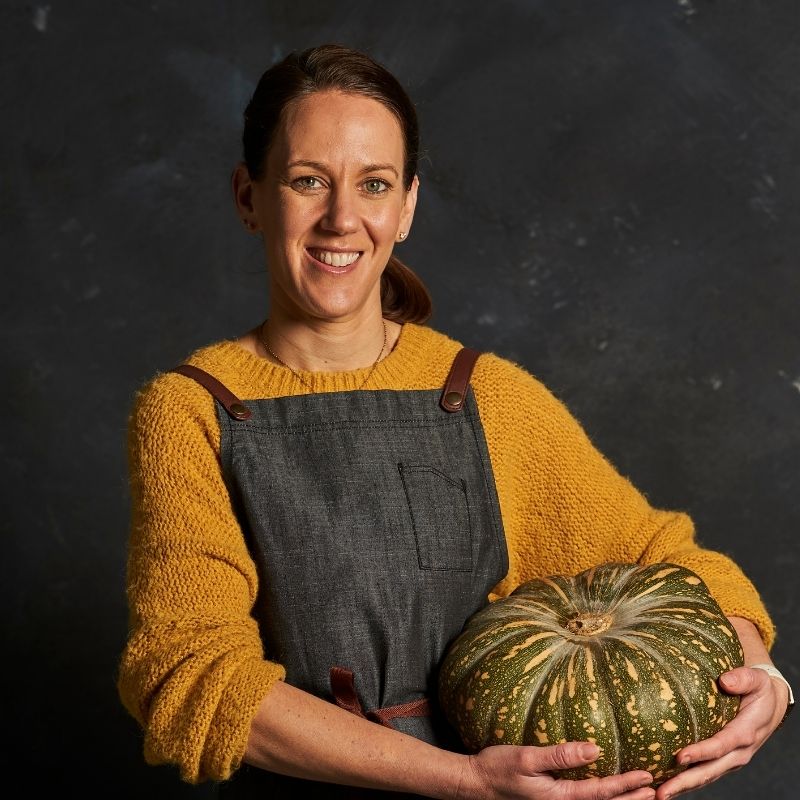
[309,249,361,267]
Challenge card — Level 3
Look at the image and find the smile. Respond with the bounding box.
[307,248,362,267]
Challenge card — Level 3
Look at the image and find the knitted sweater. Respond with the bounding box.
[118,321,775,785]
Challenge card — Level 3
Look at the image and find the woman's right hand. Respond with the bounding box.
[459,742,655,800]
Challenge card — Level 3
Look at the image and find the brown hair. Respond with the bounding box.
[241,44,432,324]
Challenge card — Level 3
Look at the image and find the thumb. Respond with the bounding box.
[719,666,762,694]
[536,742,599,772]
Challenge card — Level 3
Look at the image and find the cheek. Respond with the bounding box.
[365,202,403,241]
[273,198,318,243]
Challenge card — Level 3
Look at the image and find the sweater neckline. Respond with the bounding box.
[189,322,441,396]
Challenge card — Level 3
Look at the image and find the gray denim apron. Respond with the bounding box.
[171,347,508,799]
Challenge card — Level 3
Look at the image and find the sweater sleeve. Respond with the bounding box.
[117,372,286,784]
[473,353,776,650]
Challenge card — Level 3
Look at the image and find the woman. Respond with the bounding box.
[118,44,792,800]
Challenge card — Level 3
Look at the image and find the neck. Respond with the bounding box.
[261,311,391,373]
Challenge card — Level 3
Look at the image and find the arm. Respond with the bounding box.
[472,354,775,649]
[118,373,285,783]
[473,356,785,796]
[246,681,658,800]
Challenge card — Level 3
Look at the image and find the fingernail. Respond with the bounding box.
[678,754,691,765]
[580,743,600,759]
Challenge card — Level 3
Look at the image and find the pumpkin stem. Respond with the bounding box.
[566,613,614,636]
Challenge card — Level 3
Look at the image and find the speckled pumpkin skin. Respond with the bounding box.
[438,563,744,786]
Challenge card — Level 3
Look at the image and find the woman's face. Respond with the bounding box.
[238,89,418,324]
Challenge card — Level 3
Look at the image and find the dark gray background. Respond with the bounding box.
[3,0,798,796]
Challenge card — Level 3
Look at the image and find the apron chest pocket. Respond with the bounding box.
[398,462,473,572]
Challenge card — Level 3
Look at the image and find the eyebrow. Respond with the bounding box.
[286,160,399,178]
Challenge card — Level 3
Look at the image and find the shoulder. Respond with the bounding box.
[472,349,562,406]
[471,349,586,439]
[379,323,465,389]
[408,324,548,394]
[401,322,463,355]
[127,340,233,449]
[403,324,571,414]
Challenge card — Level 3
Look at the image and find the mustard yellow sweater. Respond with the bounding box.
[118,322,775,784]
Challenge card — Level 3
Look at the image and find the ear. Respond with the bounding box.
[231,161,259,230]
[398,174,419,238]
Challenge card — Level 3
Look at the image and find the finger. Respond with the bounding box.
[534,741,602,772]
[560,770,654,800]
[718,666,771,697]
[655,749,747,799]
[608,785,657,800]
[675,708,762,766]
[676,732,748,767]
[719,667,788,731]
[675,679,774,767]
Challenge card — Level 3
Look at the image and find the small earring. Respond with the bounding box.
[243,219,256,232]
[397,231,406,240]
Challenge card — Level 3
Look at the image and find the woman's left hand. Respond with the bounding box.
[654,664,789,799]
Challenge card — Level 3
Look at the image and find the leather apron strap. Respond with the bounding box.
[439,347,481,412]
[169,364,252,420]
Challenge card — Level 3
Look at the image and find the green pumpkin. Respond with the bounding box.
[438,563,744,785]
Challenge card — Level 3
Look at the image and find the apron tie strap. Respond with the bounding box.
[330,666,431,729]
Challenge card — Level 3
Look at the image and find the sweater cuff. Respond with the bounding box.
[202,659,286,783]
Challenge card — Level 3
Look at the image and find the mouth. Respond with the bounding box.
[306,247,363,270]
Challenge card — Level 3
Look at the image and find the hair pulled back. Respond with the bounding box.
[242,44,432,324]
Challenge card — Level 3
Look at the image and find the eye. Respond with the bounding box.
[292,176,324,191]
[364,178,390,194]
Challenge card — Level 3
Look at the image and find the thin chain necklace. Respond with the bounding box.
[260,319,388,391]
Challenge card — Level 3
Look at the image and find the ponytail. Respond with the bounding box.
[380,256,433,324]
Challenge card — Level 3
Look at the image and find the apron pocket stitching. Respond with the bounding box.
[398,462,473,572]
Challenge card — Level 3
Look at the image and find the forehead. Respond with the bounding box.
[270,90,405,169]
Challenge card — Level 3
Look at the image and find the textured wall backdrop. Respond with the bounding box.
[3,0,798,796]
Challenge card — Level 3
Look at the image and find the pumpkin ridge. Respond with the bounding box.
[618,631,701,750]
[597,648,624,778]
[595,563,640,605]
[521,649,571,746]
[599,636,677,776]
[537,576,572,605]
[655,615,733,648]
[565,643,623,779]
[631,597,712,615]
[629,615,738,668]
[517,639,570,717]
[470,626,560,668]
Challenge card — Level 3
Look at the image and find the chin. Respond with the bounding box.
[304,285,382,320]
[296,297,369,322]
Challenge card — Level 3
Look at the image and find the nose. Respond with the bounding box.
[320,186,359,235]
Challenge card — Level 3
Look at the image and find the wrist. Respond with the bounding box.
[749,663,795,729]
[450,754,481,800]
